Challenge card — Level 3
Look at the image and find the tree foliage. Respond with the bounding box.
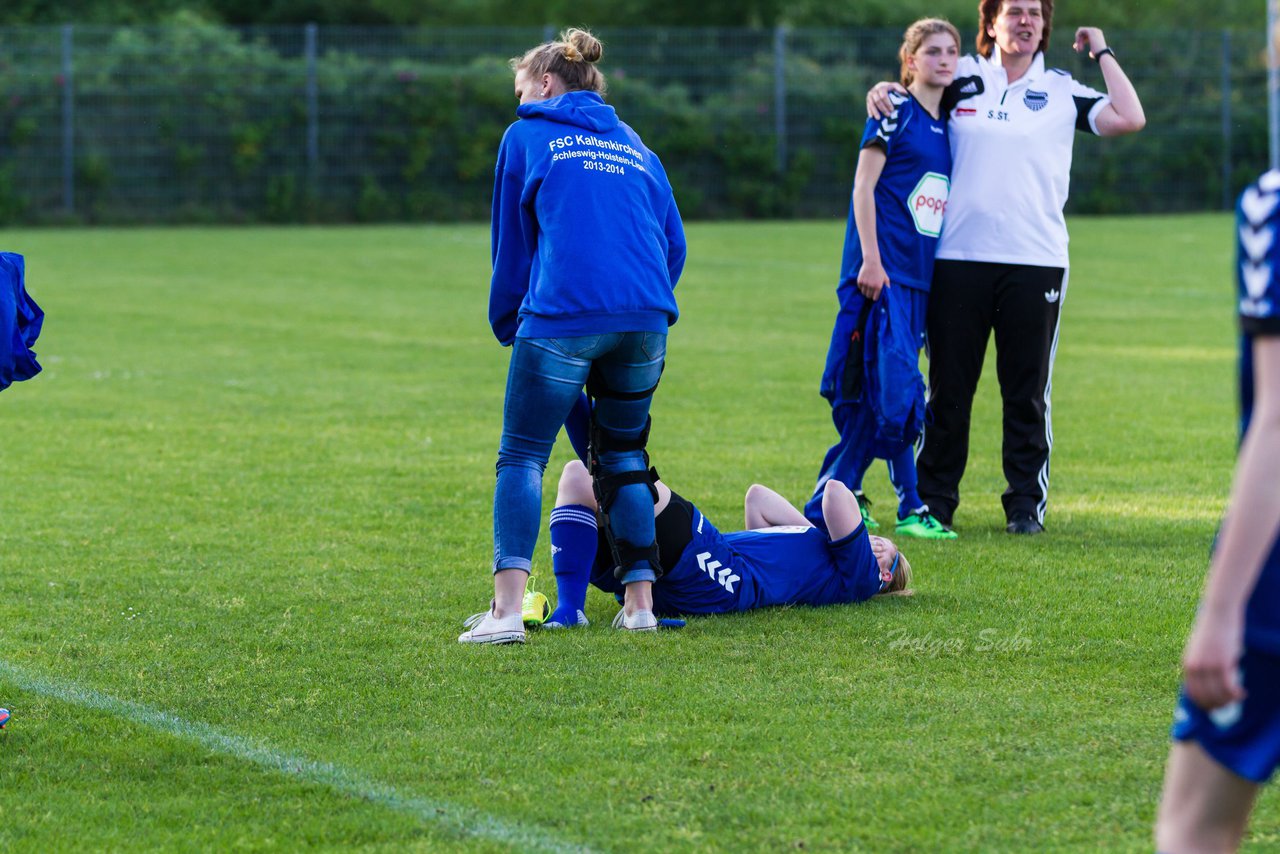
[2,0,1266,30]
[784,0,1260,32]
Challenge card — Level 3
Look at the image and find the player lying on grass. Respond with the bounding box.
[542,459,912,629]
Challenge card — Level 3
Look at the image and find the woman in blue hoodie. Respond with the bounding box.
[461,28,686,644]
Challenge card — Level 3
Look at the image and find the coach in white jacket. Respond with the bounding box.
[869,0,1144,534]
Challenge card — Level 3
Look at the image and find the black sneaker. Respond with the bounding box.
[1006,514,1045,535]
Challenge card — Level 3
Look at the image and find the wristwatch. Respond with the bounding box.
[1093,47,1115,63]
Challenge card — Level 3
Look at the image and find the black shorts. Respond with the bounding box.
[595,489,695,575]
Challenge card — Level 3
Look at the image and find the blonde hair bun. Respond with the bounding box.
[511,28,607,95]
[562,28,603,64]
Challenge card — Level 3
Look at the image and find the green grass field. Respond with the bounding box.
[0,216,1270,852]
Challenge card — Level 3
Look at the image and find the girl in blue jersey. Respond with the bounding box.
[1154,170,1280,851]
[806,19,959,541]
[460,29,686,644]
[543,459,911,627]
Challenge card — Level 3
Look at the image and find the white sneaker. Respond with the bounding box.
[543,609,590,629]
[458,606,526,644]
[611,609,658,632]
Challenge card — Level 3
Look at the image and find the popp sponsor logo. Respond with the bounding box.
[915,193,946,217]
[909,172,950,237]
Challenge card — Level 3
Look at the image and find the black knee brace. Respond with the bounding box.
[587,410,662,581]
[585,362,663,404]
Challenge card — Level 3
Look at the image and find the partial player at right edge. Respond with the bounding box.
[1154,171,1280,852]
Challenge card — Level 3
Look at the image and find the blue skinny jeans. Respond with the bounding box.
[493,331,666,585]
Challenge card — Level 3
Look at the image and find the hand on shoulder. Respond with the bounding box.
[867,81,909,120]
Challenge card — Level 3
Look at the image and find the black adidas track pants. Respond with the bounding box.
[917,259,1066,526]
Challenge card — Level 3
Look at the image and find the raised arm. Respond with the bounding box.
[819,479,865,541]
[744,484,812,530]
[1074,27,1145,137]
[1182,336,1280,710]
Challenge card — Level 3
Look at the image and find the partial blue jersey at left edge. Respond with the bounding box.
[0,252,43,392]
[1233,170,1280,656]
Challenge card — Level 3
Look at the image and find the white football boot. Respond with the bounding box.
[611,609,658,632]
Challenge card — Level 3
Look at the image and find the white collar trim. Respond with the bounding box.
[985,46,1045,84]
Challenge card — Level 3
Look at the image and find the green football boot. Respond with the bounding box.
[854,491,879,530]
[894,510,958,540]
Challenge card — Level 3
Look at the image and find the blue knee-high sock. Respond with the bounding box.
[547,504,597,625]
[887,445,924,520]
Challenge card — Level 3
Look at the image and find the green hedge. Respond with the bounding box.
[0,21,1267,223]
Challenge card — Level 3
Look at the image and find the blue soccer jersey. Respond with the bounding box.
[592,501,884,616]
[1235,170,1280,655]
[838,92,951,294]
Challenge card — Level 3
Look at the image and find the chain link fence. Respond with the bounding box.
[0,22,1267,223]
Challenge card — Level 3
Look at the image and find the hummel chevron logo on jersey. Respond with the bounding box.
[1242,186,1280,226]
[877,90,905,140]
[1240,224,1274,262]
[1044,289,1060,303]
[696,552,740,594]
[877,117,900,143]
[1244,262,1272,300]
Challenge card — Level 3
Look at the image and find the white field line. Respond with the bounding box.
[0,660,594,854]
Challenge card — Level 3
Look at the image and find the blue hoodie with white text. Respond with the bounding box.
[489,90,685,345]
